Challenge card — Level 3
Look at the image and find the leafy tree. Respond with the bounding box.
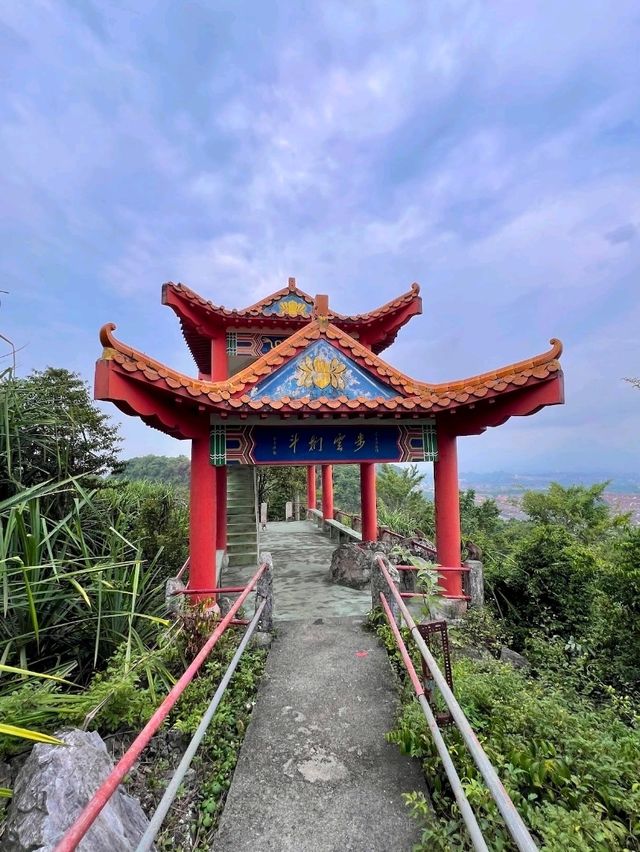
[495,525,600,643]
[118,454,190,488]
[333,464,361,513]
[0,368,122,501]
[459,489,501,540]
[257,466,307,520]
[590,525,640,688]
[377,464,434,537]
[521,482,625,543]
[96,480,189,578]
[377,463,424,511]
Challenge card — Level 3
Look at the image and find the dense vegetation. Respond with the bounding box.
[0,368,262,847]
[370,464,640,850]
[118,454,190,488]
[3,366,639,849]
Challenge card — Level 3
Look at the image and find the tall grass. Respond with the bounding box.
[0,478,170,683]
[0,368,185,758]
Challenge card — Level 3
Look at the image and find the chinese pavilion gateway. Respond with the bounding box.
[95,278,564,603]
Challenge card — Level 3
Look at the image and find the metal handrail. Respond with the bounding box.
[377,556,538,852]
[135,598,267,851]
[55,561,267,852]
[379,593,488,852]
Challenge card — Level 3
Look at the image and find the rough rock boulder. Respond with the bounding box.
[3,728,152,851]
[328,543,374,589]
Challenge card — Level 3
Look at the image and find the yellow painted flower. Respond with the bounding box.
[277,299,310,318]
[296,356,347,390]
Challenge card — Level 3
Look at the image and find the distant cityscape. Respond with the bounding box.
[422,470,640,524]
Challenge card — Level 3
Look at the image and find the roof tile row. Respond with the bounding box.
[164,280,421,325]
[100,319,562,416]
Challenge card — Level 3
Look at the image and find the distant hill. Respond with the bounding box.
[118,454,190,487]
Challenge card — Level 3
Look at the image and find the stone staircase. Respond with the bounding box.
[226,466,259,568]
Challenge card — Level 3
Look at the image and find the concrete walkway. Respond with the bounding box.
[221,521,371,621]
[214,617,426,851]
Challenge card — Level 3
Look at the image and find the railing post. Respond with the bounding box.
[371,552,400,622]
[465,559,484,608]
[256,551,273,631]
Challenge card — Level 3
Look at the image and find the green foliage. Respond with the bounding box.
[483,481,640,691]
[97,480,189,580]
[454,605,512,657]
[491,524,600,643]
[257,465,306,519]
[118,455,190,488]
[589,525,640,689]
[521,482,627,543]
[0,479,170,682]
[387,656,640,851]
[0,368,122,505]
[60,629,178,733]
[377,479,640,850]
[333,464,360,513]
[460,488,501,543]
[377,464,434,536]
[156,630,268,849]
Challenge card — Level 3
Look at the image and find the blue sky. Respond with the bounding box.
[1,1,639,474]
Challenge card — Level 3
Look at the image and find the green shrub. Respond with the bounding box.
[489,524,600,646]
[387,656,640,851]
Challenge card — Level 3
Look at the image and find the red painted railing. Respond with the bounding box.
[377,557,537,852]
[55,561,267,852]
[397,563,471,602]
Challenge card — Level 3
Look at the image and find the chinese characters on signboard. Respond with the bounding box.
[218,424,436,465]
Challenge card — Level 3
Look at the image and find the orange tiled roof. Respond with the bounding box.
[163,278,312,319]
[99,320,562,415]
[163,278,423,370]
[162,279,420,324]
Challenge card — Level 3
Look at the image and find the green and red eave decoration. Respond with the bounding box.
[95,277,563,440]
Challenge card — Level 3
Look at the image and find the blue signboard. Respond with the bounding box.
[218,423,436,465]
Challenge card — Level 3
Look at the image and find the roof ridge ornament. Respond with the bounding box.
[288,277,297,291]
[313,294,330,329]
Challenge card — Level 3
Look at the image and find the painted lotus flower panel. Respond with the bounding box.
[247,340,397,400]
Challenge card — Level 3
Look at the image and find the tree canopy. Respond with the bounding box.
[0,367,121,500]
[119,454,190,488]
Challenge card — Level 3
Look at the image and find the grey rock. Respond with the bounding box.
[456,645,493,662]
[4,728,153,852]
[328,544,373,590]
[251,630,273,649]
[0,760,12,820]
[429,596,467,623]
[218,595,235,617]
[500,646,530,669]
[256,551,274,631]
[165,576,185,615]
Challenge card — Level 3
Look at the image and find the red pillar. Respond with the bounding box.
[434,426,463,597]
[211,332,228,381]
[215,465,227,562]
[321,464,334,520]
[306,465,317,510]
[189,435,217,596]
[360,462,378,542]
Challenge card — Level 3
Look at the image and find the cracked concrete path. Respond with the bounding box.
[214,617,427,851]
